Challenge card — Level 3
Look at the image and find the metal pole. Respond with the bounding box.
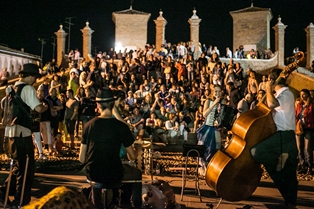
[19,155,29,208]
[4,159,14,209]
[38,38,46,68]
[41,40,44,65]
[52,36,56,60]
[65,17,76,54]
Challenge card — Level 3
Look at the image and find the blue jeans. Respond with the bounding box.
[251,131,298,206]
[81,115,95,129]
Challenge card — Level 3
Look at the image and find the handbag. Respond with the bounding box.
[295,120,303,135]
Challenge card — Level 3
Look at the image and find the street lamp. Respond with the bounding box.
[38,38,46,67]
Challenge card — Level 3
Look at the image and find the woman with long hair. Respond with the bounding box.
[295,89,314,174]
[196,85,226,175]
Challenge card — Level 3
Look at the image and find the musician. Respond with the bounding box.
[250,68,298,208]
[79,88,142,209]
[197,85,226,174]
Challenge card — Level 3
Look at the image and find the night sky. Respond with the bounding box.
[1,0,313,64]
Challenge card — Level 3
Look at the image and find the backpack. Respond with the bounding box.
[2,84,32,127]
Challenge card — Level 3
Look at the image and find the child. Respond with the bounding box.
[53,133,65,156]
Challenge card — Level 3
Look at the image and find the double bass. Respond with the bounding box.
[205,52,304,201]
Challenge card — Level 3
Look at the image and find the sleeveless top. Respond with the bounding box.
[205,100,226,127]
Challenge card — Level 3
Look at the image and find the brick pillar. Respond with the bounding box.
[54,25,67,66]
[154,10,167,53]
[272,17,287,67]
[305,23,314,69]
[188,9,202,60]
[81,21,94,61]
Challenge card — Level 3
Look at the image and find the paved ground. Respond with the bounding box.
[1,170,314,209]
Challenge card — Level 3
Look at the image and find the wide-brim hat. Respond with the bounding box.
[95,88,117,102]
[19,63,42,78]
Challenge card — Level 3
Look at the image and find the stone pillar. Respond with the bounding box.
[272,17,287,67]
[188,9,202,60]
[81,21,94,61]
[54,25,67,66]
[154,10,167,52]
[305,22,314,69]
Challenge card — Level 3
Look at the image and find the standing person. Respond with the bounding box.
[79,88,141,209]
[247,70,259,99]
[37,89,53,155]
[59,68,68,94]
[37,77,50,98]
[80,87,97,128]
[250,68,298,208]
[68,71,79,96]
[0,67,10,86]
[0,63,48,207]
[226,82,241,109]
[258,75,268,91]
[45,88,63,140]
[64,89,79,149]
[58,93,67,141]
[295,89,314,174]
[197,85,225,175]
[50,74,61,97]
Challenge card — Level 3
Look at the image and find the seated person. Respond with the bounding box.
[125,107,144,137]
[152,118,168,144]
[178,111,191,142]
[79,88,142,209]
[165,113,179,144]
[193,105,205,132]
[53,132,65,156]
[146,112,157,136]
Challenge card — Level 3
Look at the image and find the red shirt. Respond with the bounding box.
[295,102,314,129]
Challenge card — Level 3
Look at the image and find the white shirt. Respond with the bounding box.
[74,51,80,60]
[5,82,41,137]
[273,87,296,131]
[226,49,232,58]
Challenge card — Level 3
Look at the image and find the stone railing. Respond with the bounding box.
[219,52,278,74]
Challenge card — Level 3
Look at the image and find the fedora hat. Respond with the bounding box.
[19,63,42,78]
[95,88,117,102]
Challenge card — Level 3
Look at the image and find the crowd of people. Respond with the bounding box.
[3,42,313,170]
[0,41,314,208]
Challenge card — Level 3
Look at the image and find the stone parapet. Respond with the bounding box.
[220,52,278,76]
